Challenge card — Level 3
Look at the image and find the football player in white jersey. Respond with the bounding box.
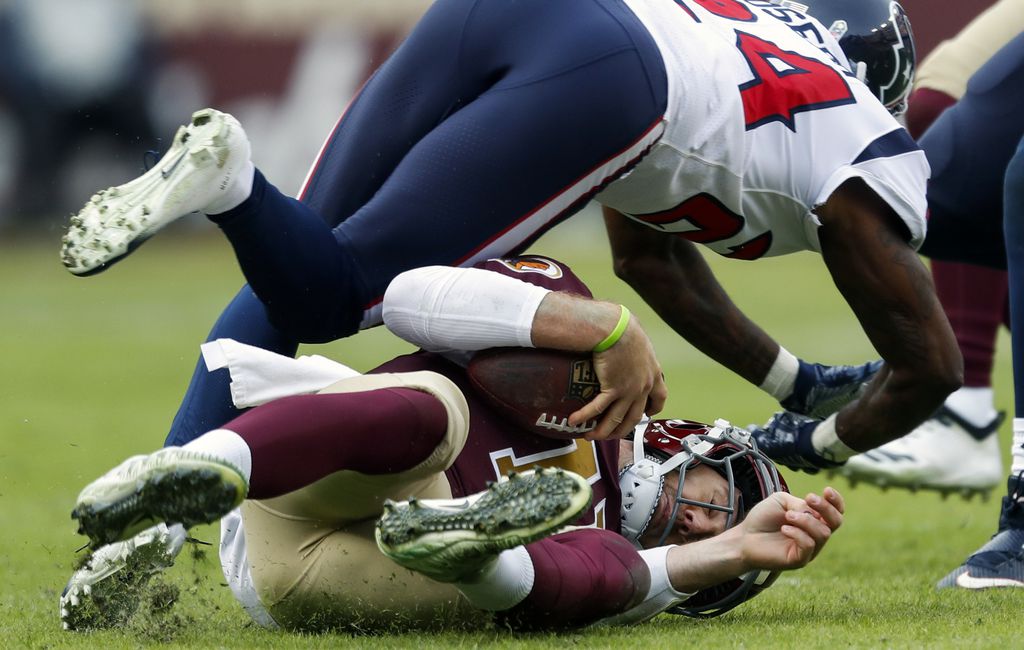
[59,0,959,473]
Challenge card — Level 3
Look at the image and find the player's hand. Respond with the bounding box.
[736,487,845,571]
[570,316,667,440]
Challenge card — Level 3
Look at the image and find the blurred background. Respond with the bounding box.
[0,0,432,234]
[0,0,997,234]
[0,1,1017,646]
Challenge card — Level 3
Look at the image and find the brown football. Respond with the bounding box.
[467,347,601,440]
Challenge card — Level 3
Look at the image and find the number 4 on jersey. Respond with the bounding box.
[736,31,855,130]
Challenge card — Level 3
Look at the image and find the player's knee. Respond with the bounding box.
[265,299,361,343]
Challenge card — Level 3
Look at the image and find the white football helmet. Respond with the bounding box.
[619,418,787,617]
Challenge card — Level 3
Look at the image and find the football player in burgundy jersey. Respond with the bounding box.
[62,255,843,632]
[60,1,958,472]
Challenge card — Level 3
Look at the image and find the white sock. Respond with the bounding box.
[946,387,998,428]
[204,159,256,215]
[1011,418,1024,476]
[759,347,799,401]
[811,413,858,463]
[453,547,534,611]
[182,428,253,484]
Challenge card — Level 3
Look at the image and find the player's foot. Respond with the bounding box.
[72,447,247,548]
[376,467,592,583]
[60,523,187,630]
[937,473,1024,589]
[937,528,1024,589]
[61,108,252,276]
[837,406,1003,499]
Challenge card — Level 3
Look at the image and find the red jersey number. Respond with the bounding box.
[736,31,855,131]
[633,193,772,260]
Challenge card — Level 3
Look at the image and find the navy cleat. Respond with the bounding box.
[781,359,882,420]
[747,411,842,474]
[937,473,1024,589]
[376,467,592,583]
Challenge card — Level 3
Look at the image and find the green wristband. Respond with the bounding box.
[593,305,631,353]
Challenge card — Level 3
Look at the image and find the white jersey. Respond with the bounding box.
[597,0,929,259]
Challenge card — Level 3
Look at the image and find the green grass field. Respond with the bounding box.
[1,218,1019,648]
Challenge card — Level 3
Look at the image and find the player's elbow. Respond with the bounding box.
[610,251,655,289]
[907,346,963,408]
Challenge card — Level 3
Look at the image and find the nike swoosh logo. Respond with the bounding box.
[160,149,188,179]
[955,571,1024,589]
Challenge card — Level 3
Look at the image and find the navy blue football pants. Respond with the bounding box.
[1005,137,1024,415]
[918,33,1024,269]
[165,0,668,445]
[915,34,1024,417]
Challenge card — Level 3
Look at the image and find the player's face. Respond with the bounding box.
[637,464,731,548]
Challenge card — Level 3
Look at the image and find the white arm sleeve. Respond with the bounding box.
[596,546,695,627]
[383,266,551,353]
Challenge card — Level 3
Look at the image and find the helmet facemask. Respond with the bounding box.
[619,418,788,617]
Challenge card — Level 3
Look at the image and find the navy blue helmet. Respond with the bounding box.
[799,0,917,114]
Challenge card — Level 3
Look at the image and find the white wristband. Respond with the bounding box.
[759,347,799,401]
[810,413,858,463]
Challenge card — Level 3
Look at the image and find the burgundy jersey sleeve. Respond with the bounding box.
[474,255,594,298]
[497,529,650,631]
[372,351,621,534]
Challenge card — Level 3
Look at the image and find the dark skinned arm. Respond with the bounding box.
[602,205,781,386]
[816,178,962,449]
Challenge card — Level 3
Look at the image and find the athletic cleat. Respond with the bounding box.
[61,108,251,276]
[72,447,247,548]
[937,472,1024,589]
[936,528,1024,590]
[376,467,592,583]
[838,406,1004,499]
[60,523,187,631]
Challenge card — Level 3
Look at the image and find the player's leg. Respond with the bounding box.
[73,371,467,546]
[164,286,296,447]
[210,0,667,344]
[230,372,474,630]
[157,0,666,446]
[938,135,1024,589]
[64,371,470,629]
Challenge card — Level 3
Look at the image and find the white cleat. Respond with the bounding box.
[839,406,1004,499]
[61,108,251,276]
[60,523,187,631]
[72,447,247,549]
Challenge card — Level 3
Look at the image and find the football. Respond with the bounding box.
[467,347,601,439]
